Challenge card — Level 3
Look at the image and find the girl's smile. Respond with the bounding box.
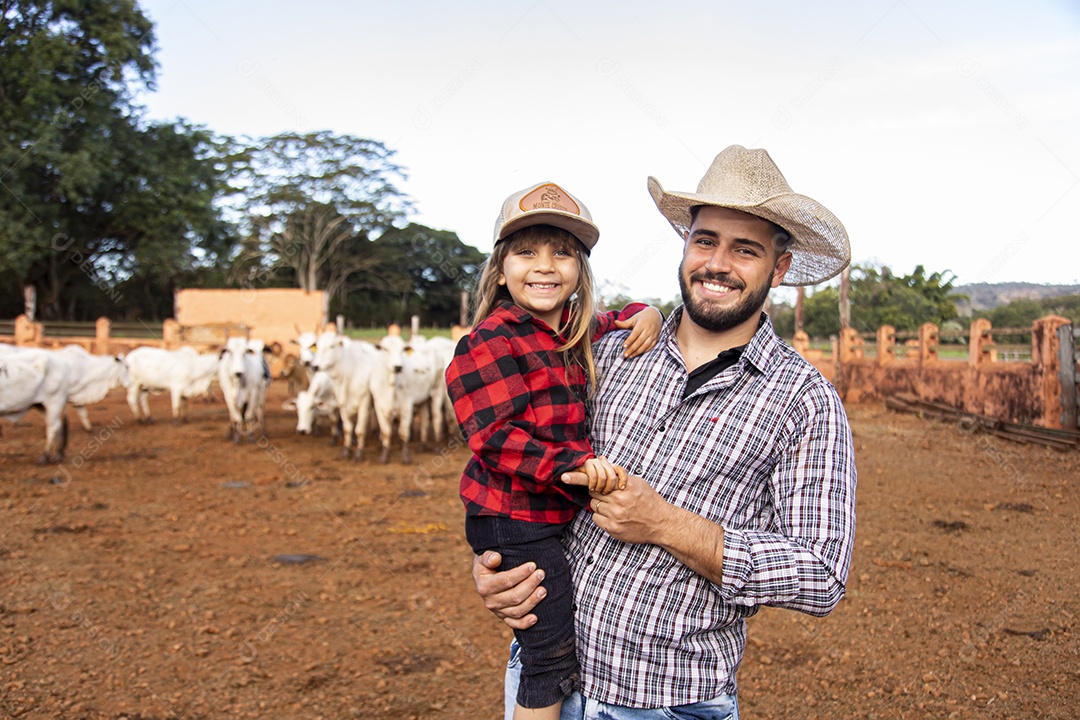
[499,243,581,331]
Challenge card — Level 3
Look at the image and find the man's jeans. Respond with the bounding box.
[504,641,740,720]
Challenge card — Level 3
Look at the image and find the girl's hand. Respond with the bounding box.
[569,456,627,494]
[615,306,663,358]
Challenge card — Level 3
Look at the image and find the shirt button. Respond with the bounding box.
[572,603,578,612]
[657,423,665,432]
[586,556,594,565]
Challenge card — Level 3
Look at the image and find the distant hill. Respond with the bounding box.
[955,282,1080,314]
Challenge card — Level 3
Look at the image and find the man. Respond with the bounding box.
[475,145,858,719]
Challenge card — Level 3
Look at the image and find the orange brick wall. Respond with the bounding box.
[174,289,326,348]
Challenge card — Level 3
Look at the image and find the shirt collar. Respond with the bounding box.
[494,299,567,335]
[662,306,781,376]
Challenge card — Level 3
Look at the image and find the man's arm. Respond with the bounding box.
[573,474,727,583]
[567,381,857,616]
[478,381,857,621]
[473,479,731,626]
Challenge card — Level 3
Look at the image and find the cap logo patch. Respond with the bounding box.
[519,183,580,217]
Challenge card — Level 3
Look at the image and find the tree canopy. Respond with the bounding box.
[336,223,486,328]
[224,131,413,300]
[0,4,570,328]
[771,264,967,339]
[0,0,231,320]
[977,293,1080,329]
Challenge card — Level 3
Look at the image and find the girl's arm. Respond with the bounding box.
[615,306,663,357]
[446,331,594,492]
[594,303,663,358]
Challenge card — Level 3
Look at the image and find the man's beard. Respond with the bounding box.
[679,267,773,333]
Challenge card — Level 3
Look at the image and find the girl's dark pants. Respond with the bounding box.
[467,515,578,709]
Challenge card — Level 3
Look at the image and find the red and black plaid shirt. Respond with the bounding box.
[447,301,647,524]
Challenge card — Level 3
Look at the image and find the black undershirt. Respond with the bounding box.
[682,345,746,399]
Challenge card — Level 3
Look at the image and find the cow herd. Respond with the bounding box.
[0,330,460,466]
[304,330,458,464]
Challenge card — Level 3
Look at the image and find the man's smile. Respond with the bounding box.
[693,273,744,299]
[700,280,734,295]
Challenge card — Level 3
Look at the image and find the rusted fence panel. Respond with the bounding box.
[836,315,1076,429]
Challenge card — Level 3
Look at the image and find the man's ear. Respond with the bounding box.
[771,251,793,288]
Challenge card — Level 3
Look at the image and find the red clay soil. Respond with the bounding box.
[1,384,1077,719]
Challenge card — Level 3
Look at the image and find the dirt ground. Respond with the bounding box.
[1,383,1077,720]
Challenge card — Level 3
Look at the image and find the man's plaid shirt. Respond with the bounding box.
[565,308,857,707]
[447,301,646,524]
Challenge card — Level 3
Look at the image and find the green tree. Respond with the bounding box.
[224,131,413,306]
[980,298,1044,329]
[0,1,232,320]
[339,223,485,327]
[801,264,965,338]
[803,285,841,338]
[972,294,1080,345]
[599,283,680,320]
[769,301,795,338]
[1040,293,1080,325]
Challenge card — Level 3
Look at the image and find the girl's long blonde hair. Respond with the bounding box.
[473,225,602,392]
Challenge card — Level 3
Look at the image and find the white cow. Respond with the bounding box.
[282,369,341,441]
[415,335,459,444]
[0,350,71,463]
[125,346,220,424]
[311,332,378,460]
[55,345,130,431]
[369,334,437,464]
[218,337,271,443]
[292,331,320,369]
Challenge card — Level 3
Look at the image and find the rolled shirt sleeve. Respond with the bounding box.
[720,381,857,615]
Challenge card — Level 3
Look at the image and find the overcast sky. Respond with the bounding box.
[137,0,1080,304]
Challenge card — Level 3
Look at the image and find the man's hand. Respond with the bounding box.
[471,551,545,630]
[562,471,675,545]
[564,470,728,583]
[615,306,663,358]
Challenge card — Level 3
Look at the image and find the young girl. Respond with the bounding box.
[446,181,662,720]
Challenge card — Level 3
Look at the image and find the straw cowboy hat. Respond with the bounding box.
[647,145,850,286]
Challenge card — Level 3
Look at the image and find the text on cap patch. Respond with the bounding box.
[519,183,581,216]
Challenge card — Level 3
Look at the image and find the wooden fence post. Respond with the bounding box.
[94,317,111,355]
[163,318,181,349]
[838,327,860,364]
[14,314,42,347]
[969,318,994,367]
[1031,315,1073,430]
[792,330,810,355]
[876,325,896,367]
[919,323,939,366]
[795,287,805,335]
